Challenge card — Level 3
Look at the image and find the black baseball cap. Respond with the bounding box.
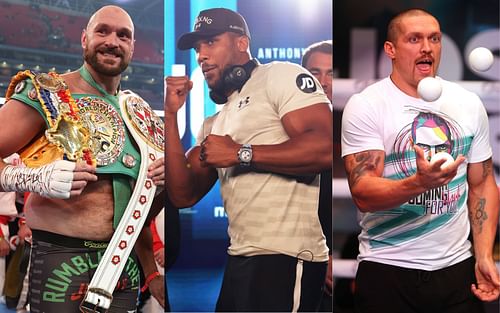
[177,8,251,50]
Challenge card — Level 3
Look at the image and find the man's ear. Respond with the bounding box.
[81,29,87,49]
[237,35,249,52]
[384,41,396,60]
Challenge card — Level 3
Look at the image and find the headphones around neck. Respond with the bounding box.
[209,58,259,104]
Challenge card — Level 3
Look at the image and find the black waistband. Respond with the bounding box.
[32,229,109,249]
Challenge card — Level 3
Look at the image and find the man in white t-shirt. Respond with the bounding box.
[341,8,499,313]
[164,7,332,312]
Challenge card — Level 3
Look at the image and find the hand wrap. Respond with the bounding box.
[0,160,75,199]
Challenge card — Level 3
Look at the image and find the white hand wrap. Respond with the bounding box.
[0,160,75,199]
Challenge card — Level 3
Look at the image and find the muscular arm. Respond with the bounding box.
[467,158,500,301]
[344,146,464,212]
[247,104,331,175]
[467,159,499,258]
[164,76,218,208]
[251,103,332,175]
[344,150,423,212]
[164,112,218,207]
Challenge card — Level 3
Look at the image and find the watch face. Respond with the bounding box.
[238,144,252,166]
[241,150,251,162]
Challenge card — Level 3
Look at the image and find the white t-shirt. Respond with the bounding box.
[342,77,492,270]
[197,61,330,262]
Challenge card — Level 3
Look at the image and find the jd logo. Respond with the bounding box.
[296,74,316,93]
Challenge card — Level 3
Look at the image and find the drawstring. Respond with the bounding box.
[292,259,304,313]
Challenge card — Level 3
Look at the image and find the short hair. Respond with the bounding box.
[387,9,436,43]
[301,40,332,67]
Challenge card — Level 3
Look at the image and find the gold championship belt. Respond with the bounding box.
[76,97,126,166]
[6,71,96,166]
[80,90,164,313]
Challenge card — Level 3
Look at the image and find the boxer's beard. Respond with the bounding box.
[83,46,128,76]
[209,63,235,96]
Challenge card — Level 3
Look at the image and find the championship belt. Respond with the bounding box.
[76,97,126,167]
[6,71,95,166]
[80,90,164,313]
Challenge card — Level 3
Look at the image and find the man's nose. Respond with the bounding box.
[421,39,431,54]
[318,73,329,89]
[196,46,208,64]
[104,33,120,47]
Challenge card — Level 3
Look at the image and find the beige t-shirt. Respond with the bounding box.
[197,61,330,262]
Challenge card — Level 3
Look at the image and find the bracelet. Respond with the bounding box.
[140,271,161,293]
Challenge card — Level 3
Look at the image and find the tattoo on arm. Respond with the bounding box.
[469,198,487,234]
[482,160,492,179]
[348,151,381,188]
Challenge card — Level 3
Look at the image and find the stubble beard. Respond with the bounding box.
[208,63,236,96]
[206,69,225,96]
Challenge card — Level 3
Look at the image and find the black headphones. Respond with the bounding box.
[209,58,259,104]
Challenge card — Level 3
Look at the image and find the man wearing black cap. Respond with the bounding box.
[164,7,333,312]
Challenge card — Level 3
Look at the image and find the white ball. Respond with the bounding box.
[430,152,454,169]
[417,77,442,102]
[468,47,494,72]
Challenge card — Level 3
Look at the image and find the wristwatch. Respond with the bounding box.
[237,144,252,166]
